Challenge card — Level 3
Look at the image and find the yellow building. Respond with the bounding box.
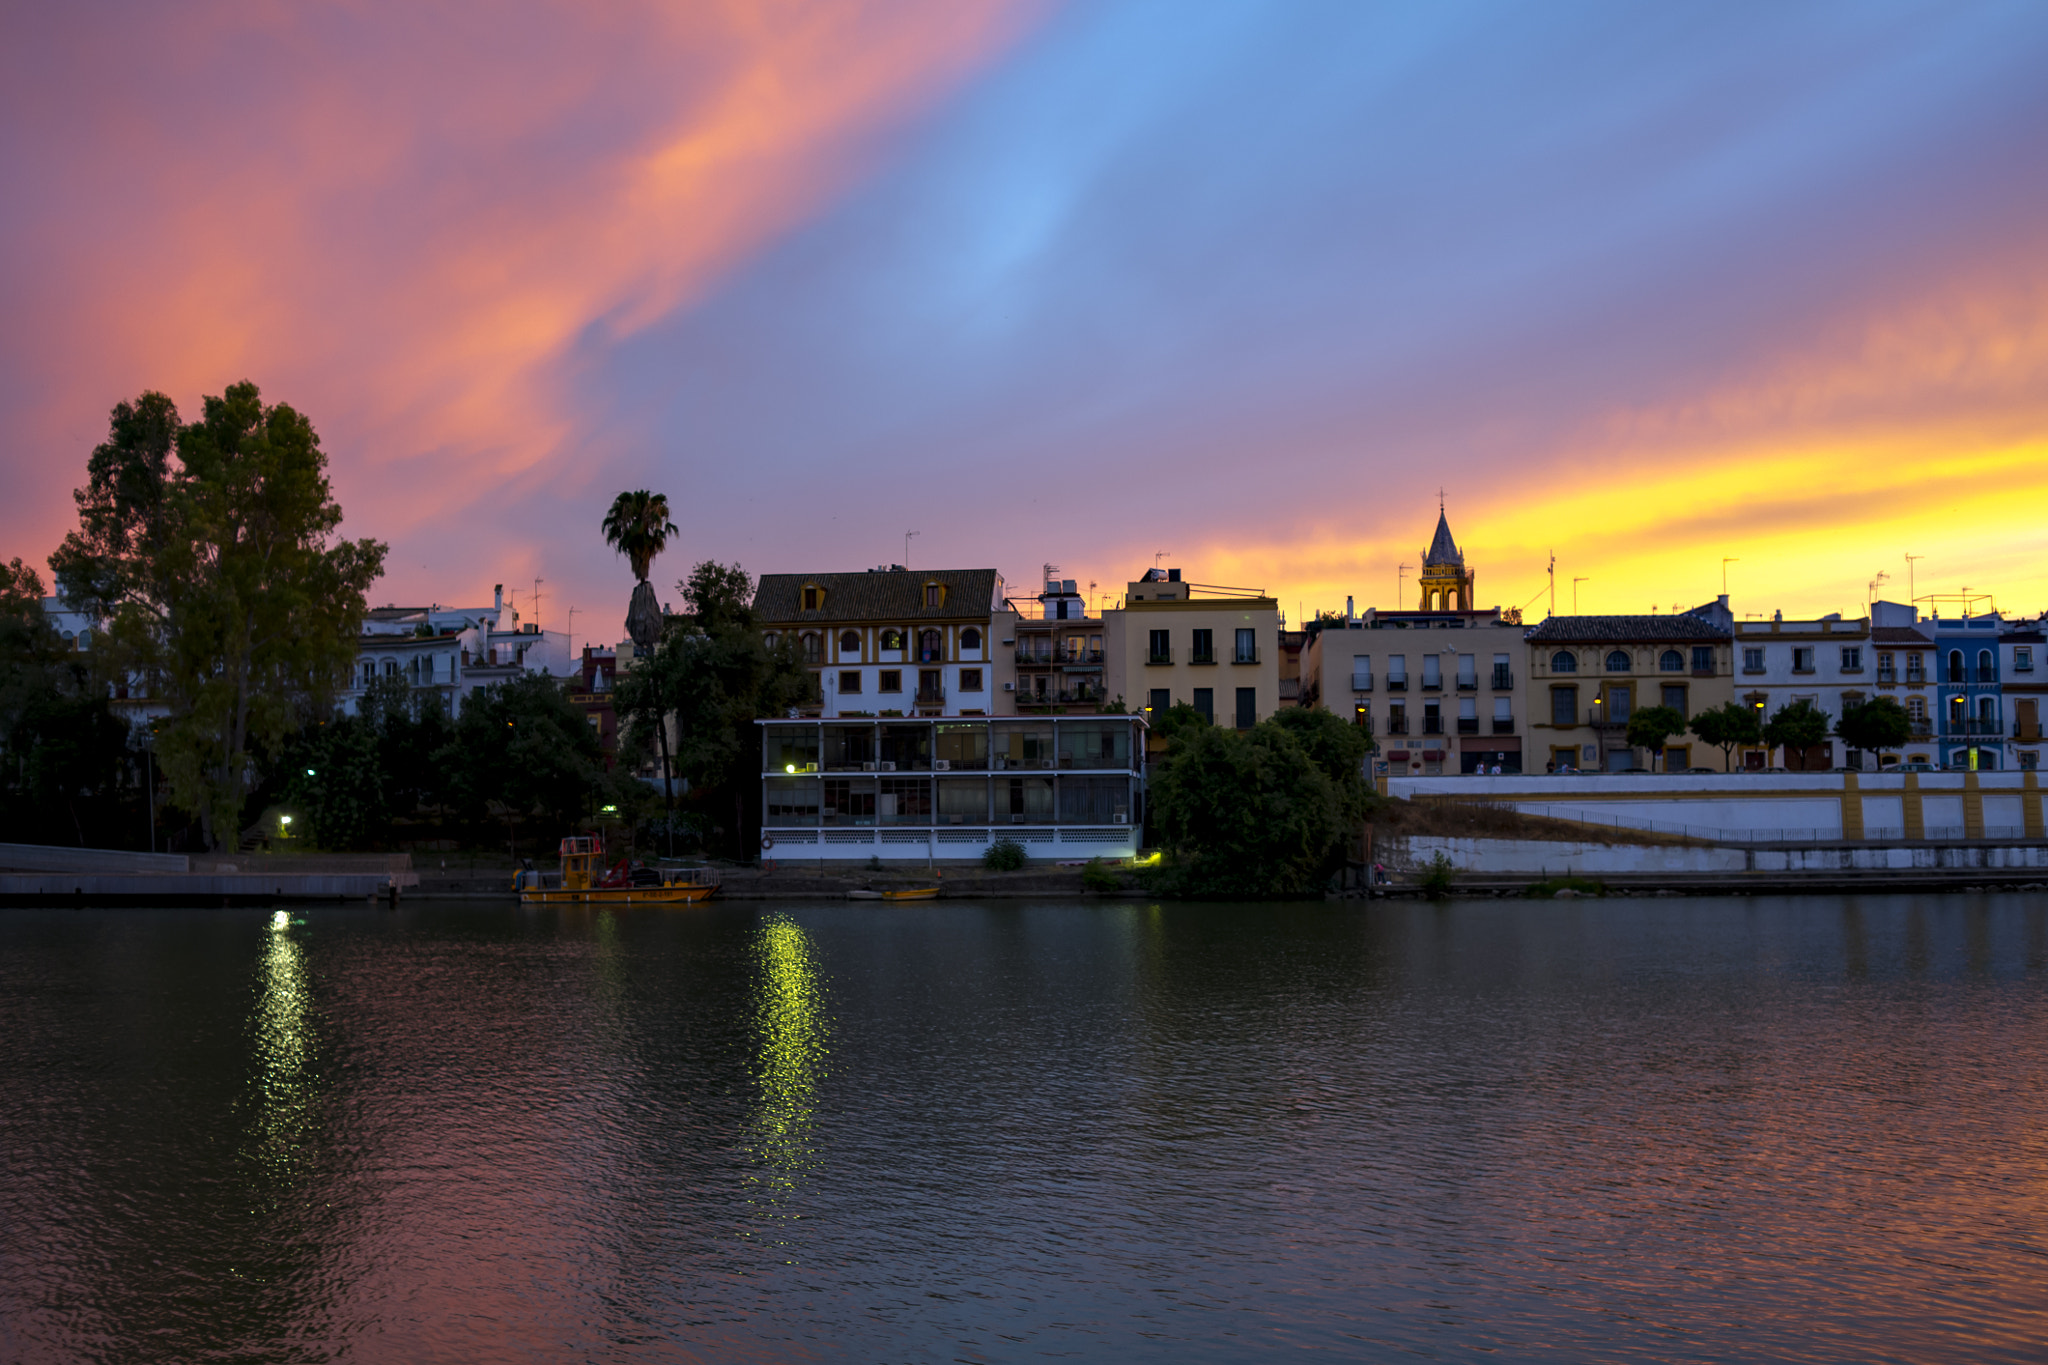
[1525,606,1735,772]
[1105,569,1280,730]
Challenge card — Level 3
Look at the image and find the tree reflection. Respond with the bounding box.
[747,914,831,1237]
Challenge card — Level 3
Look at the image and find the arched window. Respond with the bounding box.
[1551,650,1577,673]
[839,630,861,653]
[1978,649,1994,682]
[919,629,942,662]
[881,628,904,650]
[1659,650,1683,672]
[961,627,982,651]
[1605,650,1630,672]
[1948,650,1964,684]
[801,632,820,664]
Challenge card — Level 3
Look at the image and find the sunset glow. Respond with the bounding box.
[4,2,2045,632]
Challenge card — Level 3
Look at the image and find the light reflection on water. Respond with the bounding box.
[0,894,2045,1363]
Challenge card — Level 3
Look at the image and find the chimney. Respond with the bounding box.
[494,584,503,611]
[1346,595,1355,621]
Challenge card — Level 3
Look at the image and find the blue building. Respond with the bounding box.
[1927,613,2005,769]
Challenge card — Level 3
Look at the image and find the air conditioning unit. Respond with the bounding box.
[880,761,896,772]
[862,761,878,771]
[1003,681,1015,691]
[934,759,951,771]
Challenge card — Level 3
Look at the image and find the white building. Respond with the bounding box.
[346,583,573,717]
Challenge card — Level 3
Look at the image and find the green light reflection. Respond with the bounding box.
[747,914,832,1231]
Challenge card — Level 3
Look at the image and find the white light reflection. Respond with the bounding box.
[250,910,315,1185]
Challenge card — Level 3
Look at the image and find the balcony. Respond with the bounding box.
[1233,650,1259,665]
[1456,717,1479,734]
[1589,708,1631,730]
[1692,666,1716,678]
[1906,671,1926,685]
[1063,648,1106,666]
[1386,676,1408,692]
[1147,649,1172,665]
[1491,668,1514,690]
[1015,688,1102,708]
[1350,673,1373,692]
[1943,718,2002,737]
[1190,648,1216,665]
[1491,718,1515,735]
[1456,675,1478,691]
[1385,718,1409,737]
[1877,667,1897,684]
[1015,651,1053,668]
[1909,720,1933,738]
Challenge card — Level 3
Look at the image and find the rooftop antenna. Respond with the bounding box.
[1398,561,1412,606]
[1154,550,1171,569]
[1547,551,1556,617]
[1722,558,1738,596]
[904,530,918,569]
[532,577,544,633]
[1905,553,1923,604]
[566,605,577,656]
[1868,570,1889,604]
[1573,577,1589,614]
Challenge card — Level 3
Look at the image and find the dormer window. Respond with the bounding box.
[801,584,824,611]
[924,582,945,609]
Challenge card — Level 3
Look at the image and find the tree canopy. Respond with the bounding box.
[1148,720,1346,898]
[1763,699,1832,767]
[601,490,677,584]
[50,384,385,846]
[1626,705,1687,765]
[1689,701,1761,771]
[1837,696,1912,763]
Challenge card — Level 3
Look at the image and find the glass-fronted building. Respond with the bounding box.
[758,716,1146,861]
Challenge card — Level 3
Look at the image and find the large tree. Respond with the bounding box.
[612,560,811,858]
[1837,696,1912,767]
[1763,699,1833,769]
[50,384,386,846]
[1689,701,1761,771]
[1626,705,1688,771]
[0,558,133,846]
[602,488,679,818]
[1147,719,1345,899]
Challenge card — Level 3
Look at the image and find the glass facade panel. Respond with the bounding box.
[822,724,875,771]
[879,723,930,770]
[764,778,821,824]
[822,777,876,825]
[934,724,988,770]
[936,779,989,824]
[1058,776,1130,824]
[1058,722,1130,769]
[878,777,931,824]
[992,721,1055,770]
[763,725,819,773]
[998,775,1056,823]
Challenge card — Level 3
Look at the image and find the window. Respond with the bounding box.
[1978,649,1994,682]
[1492,653,1512,689]
[1743,647,1765,673]
[1148,629,1171,664]
[1691,646,1714,674]
[1457,696,1477,733]
[1878,651,1895,681]
[1235,629,1257,664]
[924,583,944,608]
[961,627,982,652]
[838,670,861,694]
[1605,650,1630,672]
[1662,684,1687,717]
[881,628,904,650]
[1948,650,1964,683]
[1386,703,1407,735]
[1422,655,1441,689]
[879,670,901,693]
[1660,650,1683,672]
[2017,647,2034,672]
[918,669,943,702]
[1235,687,1256,729]
[1492,696,1511,730]
[1550,650,1577,673]
[1792,647,1815,673]
[1190,628,1214,663]
[801,633,821,664]
[1551,685,1577,726]
[1193,688,1214,724]
[916,629,941,662]
[1603,686,1632,722]
[1840,647,1862,672]
[959,668,983,692]
[1148,688,1170,715]
[838,630,860,654]
[1456,653,1476,687]
[1907,695,1926,721]
[1387,653,1408,688]
[1351,655,1372,690]
[801,586,821,610]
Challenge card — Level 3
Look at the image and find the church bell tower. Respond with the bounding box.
[1417,501,1475,613]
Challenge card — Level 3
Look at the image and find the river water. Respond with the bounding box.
[2,895,2044,1362]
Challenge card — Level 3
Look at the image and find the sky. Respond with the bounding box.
[4,0,2047,644]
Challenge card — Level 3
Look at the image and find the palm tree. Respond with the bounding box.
[602,490,677,585]
[603,489,679,849]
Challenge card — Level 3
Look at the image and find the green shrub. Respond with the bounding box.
[983,837,1027,871]
[1420,851,1455,901]
[1080,857,1120,893]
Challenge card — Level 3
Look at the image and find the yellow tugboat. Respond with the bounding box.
[517,835,718,905]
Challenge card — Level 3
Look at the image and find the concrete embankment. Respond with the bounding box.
[0,844,417,905]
